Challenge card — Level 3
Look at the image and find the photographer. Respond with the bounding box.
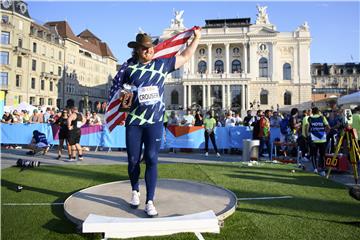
[26,130,49,155]
[306,107,330,176]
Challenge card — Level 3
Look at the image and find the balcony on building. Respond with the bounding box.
[14,46,31,56]
[41,71,60,80]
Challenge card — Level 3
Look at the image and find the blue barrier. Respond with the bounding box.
[1,123,53,144]
[0,123,281,149]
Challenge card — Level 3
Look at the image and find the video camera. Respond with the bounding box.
[16,159,40,168]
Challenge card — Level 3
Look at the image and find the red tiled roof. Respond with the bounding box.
[45,21,116,60]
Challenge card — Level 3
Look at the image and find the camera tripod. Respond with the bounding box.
[326,126,360,184]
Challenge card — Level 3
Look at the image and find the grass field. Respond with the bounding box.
[1,162,360,240]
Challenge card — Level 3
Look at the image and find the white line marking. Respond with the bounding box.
[3,203,64,206]
[237,196,293,201]
[195,232,205,240]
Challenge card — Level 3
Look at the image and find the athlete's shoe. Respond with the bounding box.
[216,152,221,157]
[130,190,140,208]
[145,200,158,217]
[313,168,318,174]
[205,152,208,157]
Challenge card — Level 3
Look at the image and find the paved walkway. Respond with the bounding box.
[1,148,357,187]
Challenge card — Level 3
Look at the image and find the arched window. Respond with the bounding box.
[283,63,291,80]
[284,91,292,105]
[232,60,241,73]
[260,90,268,105]
[198,61,207,74]
[259,57,268,77]
[214,60,224,73]
[171,90,179,105]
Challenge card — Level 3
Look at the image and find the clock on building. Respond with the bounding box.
[1,0,12,9]
[17,2,27,14]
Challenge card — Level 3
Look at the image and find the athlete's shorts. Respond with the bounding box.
[68,130,81,145]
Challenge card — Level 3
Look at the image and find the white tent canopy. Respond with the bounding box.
[337,91,360,106]
[3,102,37,113]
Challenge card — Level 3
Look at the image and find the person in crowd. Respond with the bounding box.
[22,110,30,123]
[55,109,71,160]
[47,109,57,124]
[181,108,195,126]
[259,109,271,158]
[30,109,43,123]
[1,111,13,123]
[116,28,201,217]
[270,111,282,128]
[26,130,49,155]
[299,109,311,160]
[306,107,330,176]
[43,107,52,123]
[84,110,92,125]
[225,111,236,127]
[89,111,102,125]
[289,108,301,143]
[12,110,22,123]
[167,111,179,126]
[243,110,254,127]
[203,111,221,157]
[352,107,360,147]
[326,109,342,153]
[52,110,61,123]
[67,106,86,161]
[251,110,263,140]
[234,112,242,126]
[194,110,203,126]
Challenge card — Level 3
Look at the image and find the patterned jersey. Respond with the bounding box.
[122,57,176,126]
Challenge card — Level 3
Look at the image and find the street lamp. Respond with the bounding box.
[83,91,89,113]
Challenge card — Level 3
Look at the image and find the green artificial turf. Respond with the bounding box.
[1,162,360,240]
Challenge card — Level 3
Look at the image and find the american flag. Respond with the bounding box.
[105,27,198,132]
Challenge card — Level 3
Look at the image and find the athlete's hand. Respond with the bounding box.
[119,90,133,109]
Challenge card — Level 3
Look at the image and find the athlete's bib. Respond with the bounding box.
[138,86,160,105]
[76,121,83,128]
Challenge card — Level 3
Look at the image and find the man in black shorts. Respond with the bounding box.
[67,107,86,161]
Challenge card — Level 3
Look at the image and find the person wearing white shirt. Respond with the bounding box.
[225,112,236,127]
[89,112,102,125]
[234,113,242,126]
[181,109,195,126]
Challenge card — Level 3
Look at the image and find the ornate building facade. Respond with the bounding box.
[162,6,312,113]
[311,63,360,102]
[0,1,117,112]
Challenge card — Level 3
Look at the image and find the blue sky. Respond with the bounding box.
[27,1,359,64]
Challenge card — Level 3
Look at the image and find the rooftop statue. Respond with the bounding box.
[256,5,270,25]
[297,21,310,31]
[171,10,185,28]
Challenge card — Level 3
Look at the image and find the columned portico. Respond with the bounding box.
[183,84,187,108]
[191,55,195,74]
[188,85,192,108]
[207,44,212,74]
[227,84,231,109]
[244,43,248,76]
[241,85,245,110]
[202,84,206,109]
[207,84,211,109]
[225,43,230,74]
[222,85,225,109]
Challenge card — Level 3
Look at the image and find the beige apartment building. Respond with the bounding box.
[1,1,117,112]
[311,63,360,101]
